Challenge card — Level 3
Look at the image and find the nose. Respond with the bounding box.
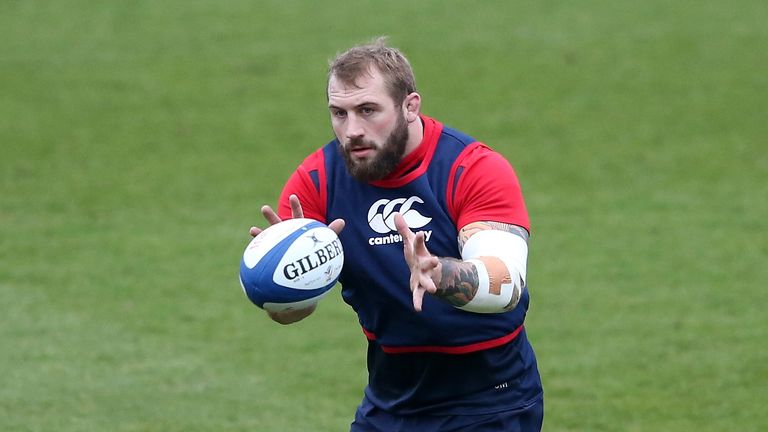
[345,114,365,141]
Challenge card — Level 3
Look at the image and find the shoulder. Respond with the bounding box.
[299,146,327,172]
[278,147,330,221]
[456,142,511,168]
[447,142,530,232]
[439,124,478,147]
[447,141,519,195]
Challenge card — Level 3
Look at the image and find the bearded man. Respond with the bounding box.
[249,37,544,431]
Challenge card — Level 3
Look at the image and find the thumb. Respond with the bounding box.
[328,218,345,235]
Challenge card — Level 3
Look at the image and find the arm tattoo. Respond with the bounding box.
[433,221,528,307]
[434,257,479,307]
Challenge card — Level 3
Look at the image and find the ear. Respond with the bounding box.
[403,92,421,122]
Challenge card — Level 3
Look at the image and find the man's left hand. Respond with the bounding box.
[394,213,440,312]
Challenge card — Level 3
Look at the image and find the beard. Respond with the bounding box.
[338,113,409,182]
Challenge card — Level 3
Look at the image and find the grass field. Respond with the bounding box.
[1,1,767,431]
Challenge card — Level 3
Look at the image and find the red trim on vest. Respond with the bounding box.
[316,150,328,219]
[446,141,482,225]
[278,149,328,223]
[361,324,524,355]
[361,327,377,340]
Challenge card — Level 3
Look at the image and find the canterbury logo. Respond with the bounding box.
[367,196,432,234]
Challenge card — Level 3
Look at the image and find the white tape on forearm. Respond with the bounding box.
[458,230,528,313]
[458,258,514,313]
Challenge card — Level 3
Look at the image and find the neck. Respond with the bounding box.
[403,116,424,157]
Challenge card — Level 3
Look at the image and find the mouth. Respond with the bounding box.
[348,144,376,159]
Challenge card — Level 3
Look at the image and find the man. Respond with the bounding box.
[250,38,543,431]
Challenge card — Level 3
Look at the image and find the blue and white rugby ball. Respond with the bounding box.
[239,218,344,312]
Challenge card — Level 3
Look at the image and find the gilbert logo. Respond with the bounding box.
[366,196,433,245]
[282,238,343,280]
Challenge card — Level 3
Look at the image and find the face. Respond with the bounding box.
[328,70,410,182]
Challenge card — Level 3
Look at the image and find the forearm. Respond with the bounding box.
[431,257,480,308]
[395,214,528,313]
[432,255,522,312]
[430,221,529,313]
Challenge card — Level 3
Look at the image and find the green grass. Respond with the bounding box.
[1,1,766,430]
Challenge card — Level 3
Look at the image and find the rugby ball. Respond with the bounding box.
[239,218,344,312]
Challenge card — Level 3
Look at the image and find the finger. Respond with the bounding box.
[412,285,426,312]
[402,233,414,263]
[395,213,420,269]
[393,213,414,241]
[419,273,438,294]
[412,282,423,311]
[249,226,263,237]
[413,231,431,257]
[261,205,282,226]
[289,194,304,219]
[399,219,418,262]
[328,218,346,235]
[419,255,439,272]
[408,232,429,266]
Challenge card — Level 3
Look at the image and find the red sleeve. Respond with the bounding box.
[447,143,530,233]
[277,149,327,223]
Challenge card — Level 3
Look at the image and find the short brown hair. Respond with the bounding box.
[327,37,417,105]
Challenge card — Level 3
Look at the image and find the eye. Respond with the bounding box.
[331,109,347,118]
[360,106,376,116]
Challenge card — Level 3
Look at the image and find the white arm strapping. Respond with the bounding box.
[457,230,528,314]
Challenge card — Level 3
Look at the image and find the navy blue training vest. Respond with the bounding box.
[321,118,541,414]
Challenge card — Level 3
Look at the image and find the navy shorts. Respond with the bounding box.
[350,396,543,432]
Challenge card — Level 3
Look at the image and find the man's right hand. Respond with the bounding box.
[248,194,345,324]
[266,303,318,325]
